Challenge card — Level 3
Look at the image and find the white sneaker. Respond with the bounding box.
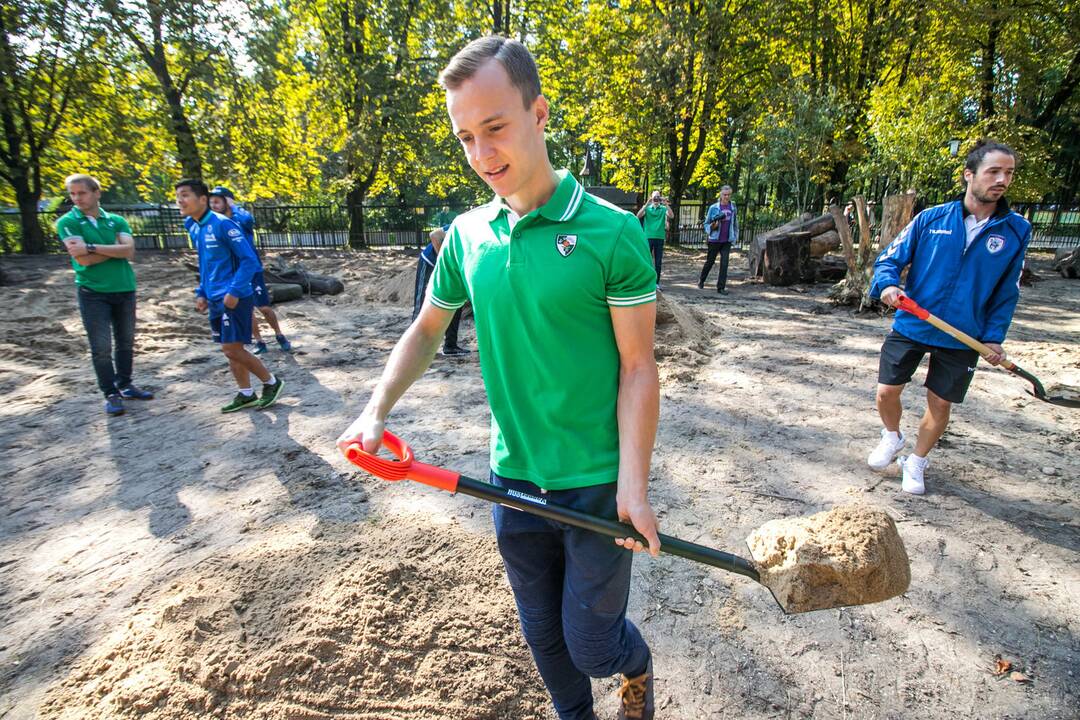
[900,454,928,495]
[867,429,905,470]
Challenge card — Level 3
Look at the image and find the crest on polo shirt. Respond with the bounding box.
[985,235,1006,254]
[555,234,577,257]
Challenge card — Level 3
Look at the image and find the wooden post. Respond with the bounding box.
[878,190,917,252]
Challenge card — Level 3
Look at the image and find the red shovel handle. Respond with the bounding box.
[344,430,460,493]
[894,294,929,320]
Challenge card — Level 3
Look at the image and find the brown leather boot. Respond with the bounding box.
[617,659,654,719]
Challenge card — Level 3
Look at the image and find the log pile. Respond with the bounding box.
[182,256,345,304]
[1054,248,1080,279]
[264,257,345,296]
[749,212,843,285]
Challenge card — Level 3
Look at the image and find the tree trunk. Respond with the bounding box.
[810,229,840,257]
[980,17,1001,120]
[346,185,366,249]
[162,82,203,179]
[764,231,814,286]
[878,190,916,252]
[828,196,871,306]
[14,176,46,254]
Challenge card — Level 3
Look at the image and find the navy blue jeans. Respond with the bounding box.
[647,238,664,283]
[699,241,732,290]
[491,473,650,720]
[77,286,135,396]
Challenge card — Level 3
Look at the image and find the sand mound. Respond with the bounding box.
[746,504,910,613]
[40,522,548,719]
[365,268,416,306]
[654,292,712,366]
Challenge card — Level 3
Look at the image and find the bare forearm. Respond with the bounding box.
[364,322,444,419]
[93,243,135,260]
[615,363,660,502]
[73,254,109,266]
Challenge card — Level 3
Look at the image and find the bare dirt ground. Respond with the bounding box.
[0,247,1077,719]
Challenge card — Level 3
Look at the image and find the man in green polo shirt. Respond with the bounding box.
[57,174,154,416]
[636,191,673,288]
[337,36,659,720]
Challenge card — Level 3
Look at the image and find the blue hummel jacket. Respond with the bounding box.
[185,210,261,303]
[870,198,1030,349]
[232,206,257,247]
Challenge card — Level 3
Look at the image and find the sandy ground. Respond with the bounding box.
[0,247,1077,719]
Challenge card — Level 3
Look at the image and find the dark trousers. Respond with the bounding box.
[77,287,136,396]
[413,259,462,349]
[699,241,732,291]
[492,473,650,720]
[647,238,664,284]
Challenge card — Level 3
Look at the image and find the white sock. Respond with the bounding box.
[885,430,901,442]
[239,387,254,397]
[909,453,928,465]
[264,374,277,386]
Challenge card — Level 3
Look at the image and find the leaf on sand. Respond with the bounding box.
[1009,671,1031,683]
[993,657,1012,675]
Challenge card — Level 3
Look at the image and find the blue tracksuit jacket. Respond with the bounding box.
[870,199,1030,349]
[185,210,261,303]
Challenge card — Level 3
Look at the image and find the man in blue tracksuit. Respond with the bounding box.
[176,179,285,413]
[867,140,1030,494]
[413,224,468,356]
[209,186,292,355]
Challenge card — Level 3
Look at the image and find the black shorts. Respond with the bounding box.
[877,330,980,404]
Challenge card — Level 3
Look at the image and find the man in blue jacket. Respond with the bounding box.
[176,179,285,413]
[208,186,292,355]
[698,185,738,293]
[867,140,1030,494]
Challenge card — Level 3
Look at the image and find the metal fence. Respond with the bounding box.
[2,199,1077,253]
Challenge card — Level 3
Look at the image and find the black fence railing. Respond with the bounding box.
[3,200,1077,253]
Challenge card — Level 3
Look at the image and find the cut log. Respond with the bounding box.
[267,282,304,303]
[815,254,848,282]
[265,269,345,295]
[1054,248,1079,279]
[878,190,916,252]
[764,232,814,286]
[749,212,815,278]
[265,257,345,295]
[810,230,840,257]
[793,214,836,238]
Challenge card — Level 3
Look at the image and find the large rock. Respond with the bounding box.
[747,504,910,613]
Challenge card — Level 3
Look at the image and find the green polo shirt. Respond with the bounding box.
[56,208,136,293]
[430,170,657,490]
[643,203,668,240]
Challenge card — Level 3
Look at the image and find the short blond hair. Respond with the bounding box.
[65,174,101,192]
[438,36,541,109]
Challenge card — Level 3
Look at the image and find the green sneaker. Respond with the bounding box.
[258,378,285,408]
[221,392,260,413]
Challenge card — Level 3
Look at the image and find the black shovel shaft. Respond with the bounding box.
[1006,363,1047,399]
[455,475,761,582]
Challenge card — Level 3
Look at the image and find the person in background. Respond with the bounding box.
[699,185,738,294]
[413,224,469,356]
[636,191,672,289]
[57,174,154,416]
[208,186,292,355]
[177,179,285,413]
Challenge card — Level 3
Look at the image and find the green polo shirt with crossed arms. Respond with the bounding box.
[643,203,668,240]
[430,170,657,490]
[55,207,136,293]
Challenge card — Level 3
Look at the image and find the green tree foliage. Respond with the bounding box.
[0,0,101,252]
[6,0,1080,256]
